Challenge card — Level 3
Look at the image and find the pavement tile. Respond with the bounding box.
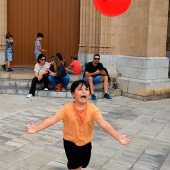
[0,94,170,169]
[130,163,158,170]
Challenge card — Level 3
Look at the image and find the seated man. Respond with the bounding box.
[83,53,112,101]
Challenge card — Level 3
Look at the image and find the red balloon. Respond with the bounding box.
[93,0,131,17]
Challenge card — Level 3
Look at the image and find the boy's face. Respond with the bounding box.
[72,84,90,104]
[38,37,43,41]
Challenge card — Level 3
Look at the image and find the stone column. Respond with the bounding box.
[78,0,91,66]
[98,15,111,54]
[116,0,170,100]
[78,0,115,74]
[0,0,7,65]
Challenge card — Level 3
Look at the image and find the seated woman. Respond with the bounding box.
[48,55,70,92]
[27,54,50,98]
[65,53,81,75]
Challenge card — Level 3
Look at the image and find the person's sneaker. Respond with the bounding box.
[44,88,48,91]
[5,68,13,72]
[61,88,66,92]
[1,64,6,70]
[104,93,113,101]
[91,94,97,101]
[26,94,33,98]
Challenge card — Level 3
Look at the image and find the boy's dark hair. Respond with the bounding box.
[37,33,44,38]
[70,80,90,93]
[37,54,45,63]
[56,53,63,61]
[6,32,13,39]
[71,53,78,60]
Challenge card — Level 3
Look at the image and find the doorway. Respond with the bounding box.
[7,0,80,67]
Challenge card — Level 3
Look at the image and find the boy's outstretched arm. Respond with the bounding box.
[26,115,60,134]
[95,118,132,146]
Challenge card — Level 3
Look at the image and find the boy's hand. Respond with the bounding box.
[26,121,37,134]
[117,134,132,146]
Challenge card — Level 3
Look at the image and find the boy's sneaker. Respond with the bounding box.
[1,64,6,70]
[5,68,13,72]
[91,94,97,101]
[26,94,33,98]
[104,93,113,101]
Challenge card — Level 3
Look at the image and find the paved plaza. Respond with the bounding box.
[0,94,170,170]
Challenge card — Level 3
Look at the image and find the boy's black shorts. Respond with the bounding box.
[63,139,92,169]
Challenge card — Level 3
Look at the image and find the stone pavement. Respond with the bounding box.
[0,94,170,170]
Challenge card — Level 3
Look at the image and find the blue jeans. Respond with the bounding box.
[48,75,70,89]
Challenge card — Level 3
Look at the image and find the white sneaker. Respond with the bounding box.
[44,88,48,91]
[27,94,33,98]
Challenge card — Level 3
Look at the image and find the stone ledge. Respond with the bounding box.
[117,77,170,100]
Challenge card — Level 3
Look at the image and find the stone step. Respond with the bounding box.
[0,69,83,80]
[0,78,103,90]
[0,86,122,98]
[0,68,122,98]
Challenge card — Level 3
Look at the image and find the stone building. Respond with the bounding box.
[0,0,170,100]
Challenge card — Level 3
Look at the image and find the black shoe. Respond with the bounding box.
[5,68,13,72]
[1,64,6,71]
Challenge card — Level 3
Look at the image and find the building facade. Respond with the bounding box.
[0,0,170,100]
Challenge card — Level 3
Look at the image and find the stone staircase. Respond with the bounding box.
[0,67,122,98]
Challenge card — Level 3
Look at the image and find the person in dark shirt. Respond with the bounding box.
[48,55,70,92]
[83,54,112,101]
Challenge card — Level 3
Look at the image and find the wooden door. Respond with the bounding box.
[7,0,80,67]
[167,1,170,51]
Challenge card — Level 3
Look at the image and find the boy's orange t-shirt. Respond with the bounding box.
[71,60,81,75]
[55,102,102,146]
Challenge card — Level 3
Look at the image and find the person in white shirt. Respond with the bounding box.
[27,54,50,98]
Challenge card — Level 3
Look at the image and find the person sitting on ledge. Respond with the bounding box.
[26,54,50,98]
[65,53,81,75]
[48,54,70,92]
[82,53,112,101]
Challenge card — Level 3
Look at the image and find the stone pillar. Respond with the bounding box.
[78,0,116,75]
[98,15,111,54]
[116,0,170,100]
[0,0,7,65]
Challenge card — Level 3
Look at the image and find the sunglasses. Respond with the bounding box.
[94,58,100,60]
[41,58,46,61]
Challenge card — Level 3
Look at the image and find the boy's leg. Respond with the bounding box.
[63,139,91,170]
[35,53,39,59]
[81,142,92,168]
[6,53,13,71]
[7,61,11,69]
[67,69,73,74]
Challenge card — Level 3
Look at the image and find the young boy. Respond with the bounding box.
[65,54,81,75]
[34,33,46,59]
[2,32,14,72]
[26,80,131,170]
